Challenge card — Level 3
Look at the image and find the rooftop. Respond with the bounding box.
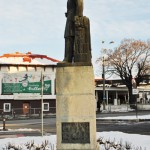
[0,52,60,65]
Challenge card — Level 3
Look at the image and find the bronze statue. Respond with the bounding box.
[63,0,92,64]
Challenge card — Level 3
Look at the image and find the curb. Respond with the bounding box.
[96,118,150,122]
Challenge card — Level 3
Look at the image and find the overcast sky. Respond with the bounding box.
[0,0,150,71]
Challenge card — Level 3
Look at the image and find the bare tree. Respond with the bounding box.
[97,39,150,104]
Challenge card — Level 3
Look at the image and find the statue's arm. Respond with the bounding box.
[76,0,83,16]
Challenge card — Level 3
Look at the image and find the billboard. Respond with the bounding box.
[2,73,51,95]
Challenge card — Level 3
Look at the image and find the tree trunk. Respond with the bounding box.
[128,86,136,108]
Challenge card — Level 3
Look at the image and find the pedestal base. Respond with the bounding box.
[56,66,97,150]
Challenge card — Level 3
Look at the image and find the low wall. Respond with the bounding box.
[101,104,150,112]
[105,104,132,112]
[137,104,150,110]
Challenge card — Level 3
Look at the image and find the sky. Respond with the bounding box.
[0,0,150,74]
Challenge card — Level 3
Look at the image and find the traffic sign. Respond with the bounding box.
[132,88,139,95]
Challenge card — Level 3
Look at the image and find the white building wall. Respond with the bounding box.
[1,66,9,72]
[28,66,35,71]
[0,74,3,95]
[19,66,27,72]
[9,66,18,73]
[36,67,44,72]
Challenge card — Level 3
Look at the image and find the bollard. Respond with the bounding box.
[3,118,6,131]
[13,111,16,118]
[1,111,4,119]
[39,111,41,117]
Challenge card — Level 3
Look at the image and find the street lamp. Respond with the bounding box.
[101,41,114,110]
[102,50,106,110]
[41,71,44,136]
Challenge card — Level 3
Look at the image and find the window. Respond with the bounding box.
[43,103,49,111]
[3,103,11,112]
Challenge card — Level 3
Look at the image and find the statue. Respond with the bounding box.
[63,0,92,64]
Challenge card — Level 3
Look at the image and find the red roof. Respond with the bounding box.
[0,52,60,64]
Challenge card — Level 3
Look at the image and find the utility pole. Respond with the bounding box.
[41,71,44,136]
[132,78,138,118]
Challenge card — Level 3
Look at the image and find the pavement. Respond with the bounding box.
[0,134,24,139]
[0,130,42,139]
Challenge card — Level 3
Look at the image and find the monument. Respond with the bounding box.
[56,0,98,149]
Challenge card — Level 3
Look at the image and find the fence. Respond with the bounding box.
[0,107,56,120]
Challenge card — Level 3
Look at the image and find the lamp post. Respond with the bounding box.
[102,51,106,110]
[101,41,114,110]
[41,71,44,136]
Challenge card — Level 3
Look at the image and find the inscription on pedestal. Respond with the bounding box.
[62,122,90,143]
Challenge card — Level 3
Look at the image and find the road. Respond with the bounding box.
[0,111,150,136]
[96,120,150,135]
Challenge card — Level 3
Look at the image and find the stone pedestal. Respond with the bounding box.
[56,66,97,150]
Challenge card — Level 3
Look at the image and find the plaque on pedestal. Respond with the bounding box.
[62,122,90,144]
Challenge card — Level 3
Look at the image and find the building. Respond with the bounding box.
[95,77,128,105]
[95,77,150,110]
[0,52,59,116]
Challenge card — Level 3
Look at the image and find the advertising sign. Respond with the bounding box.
[2,73,51,95]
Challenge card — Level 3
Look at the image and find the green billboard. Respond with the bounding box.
[2,73,52,95]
